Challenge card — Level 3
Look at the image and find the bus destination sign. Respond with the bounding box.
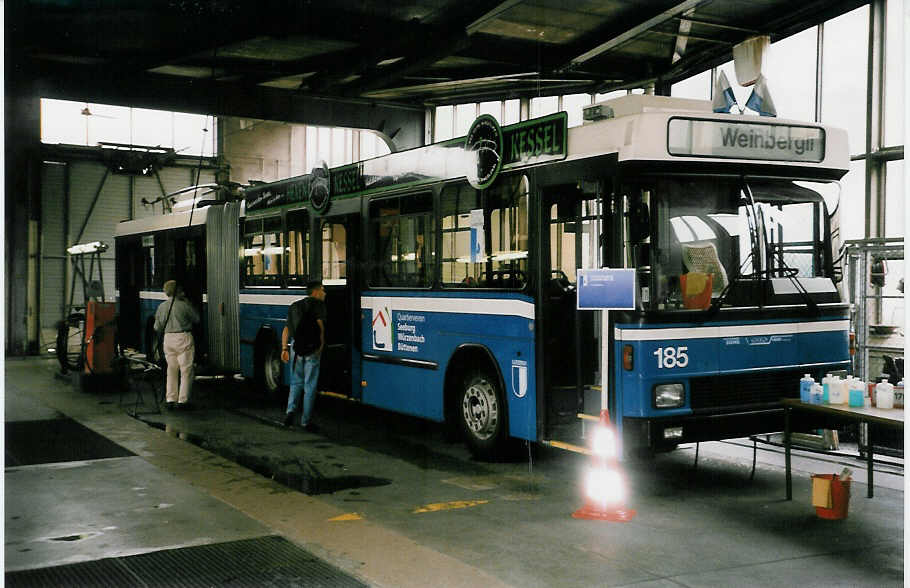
[668,118,825,163]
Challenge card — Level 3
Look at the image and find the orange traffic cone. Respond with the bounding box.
[572,410,636,522]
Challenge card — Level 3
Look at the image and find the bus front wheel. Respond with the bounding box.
[459,370,507,460]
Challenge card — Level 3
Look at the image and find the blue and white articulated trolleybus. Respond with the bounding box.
[115,94,850,459]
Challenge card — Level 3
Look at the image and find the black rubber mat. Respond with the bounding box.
[5,418,135,466]
[6,535,368,587]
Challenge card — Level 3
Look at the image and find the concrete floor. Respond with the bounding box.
[5,357,905,587]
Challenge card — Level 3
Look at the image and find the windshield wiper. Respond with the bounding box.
[768,247,820,317]
[706,249,760,316]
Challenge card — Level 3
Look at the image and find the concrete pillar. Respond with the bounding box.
[5,92,41,355]
[864,0,886,239]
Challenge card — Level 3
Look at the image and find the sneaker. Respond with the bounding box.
[283,413,294,427]
[177,402,193,411]
[302,422,318,433]
[166,402,176,410]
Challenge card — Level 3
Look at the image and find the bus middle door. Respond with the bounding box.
[318,214,360,398]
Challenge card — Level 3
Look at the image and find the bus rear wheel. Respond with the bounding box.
[459,370,507,460]
[254,335,282,400]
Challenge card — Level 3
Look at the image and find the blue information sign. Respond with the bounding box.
[576,268,637,310]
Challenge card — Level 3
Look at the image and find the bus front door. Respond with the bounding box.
[541,184,603,441]
[318,214,360,398]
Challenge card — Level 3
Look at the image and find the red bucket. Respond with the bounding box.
[811,474,851,520]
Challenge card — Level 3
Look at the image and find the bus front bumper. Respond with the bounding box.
[622,405,789,454]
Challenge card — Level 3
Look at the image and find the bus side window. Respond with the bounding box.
[440,184,481,287]
[242,216,283,286]
[440,177,528,289]
[369,193,434,288]
[286,210,309,286]
[322,222,347,284]
[263,216,284,283]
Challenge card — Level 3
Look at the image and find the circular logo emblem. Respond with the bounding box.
[308,165,331,213]
[465,115,503,190]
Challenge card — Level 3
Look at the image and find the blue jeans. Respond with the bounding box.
[286,350,320,426]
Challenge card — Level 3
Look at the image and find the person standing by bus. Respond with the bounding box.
[281,280,327,430]
[154,280,201,409]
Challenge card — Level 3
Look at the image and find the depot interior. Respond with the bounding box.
[3,0,907,583]
[6,1,904,361]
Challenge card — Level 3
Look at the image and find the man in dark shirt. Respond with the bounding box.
[280,280,327,430]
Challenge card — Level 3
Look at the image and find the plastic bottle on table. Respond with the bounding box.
[799,374,814,403]
[848,377,865,407]
[829,376,844,404]
[810,382,824,405]
[875,379,895,409]
[822,374,832,404]
[895,380,904,409]
[841,376,852,405]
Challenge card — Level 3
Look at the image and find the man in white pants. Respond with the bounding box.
[154,280,201,409]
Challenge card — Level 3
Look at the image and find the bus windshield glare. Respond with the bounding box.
[626,177,837,311]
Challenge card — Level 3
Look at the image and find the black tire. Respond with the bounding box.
[254,333,282,400]
[458,369,508,460]
[56,313,85,372]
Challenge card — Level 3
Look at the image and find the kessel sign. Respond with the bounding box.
[465,115,504,189]
[502,112,567,168]
[244,164,332,212]
[308,164,331,212]
[246,112,571,211]
[465,112,568,189]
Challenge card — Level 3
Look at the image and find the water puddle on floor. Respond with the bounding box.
[138,419,391,496]
[5,418,135,466]
[44,531,103,543]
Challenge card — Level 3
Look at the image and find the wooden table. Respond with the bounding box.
[783,399,904,499]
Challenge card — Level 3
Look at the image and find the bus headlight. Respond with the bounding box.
[654,383,685,408]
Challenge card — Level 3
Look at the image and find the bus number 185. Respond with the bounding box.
[653,346,689,369]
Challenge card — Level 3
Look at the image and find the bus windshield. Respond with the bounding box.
[627,177,837,311]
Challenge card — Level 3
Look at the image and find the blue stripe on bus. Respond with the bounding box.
[615,316,848,329]
[363,289,533,299]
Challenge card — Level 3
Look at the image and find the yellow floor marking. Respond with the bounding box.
[541,439,593,455]
[319,391,351,400]
[412,500,489,514]
[442,476,499,491]
[329,512,363,521]
[497,492,542,501]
